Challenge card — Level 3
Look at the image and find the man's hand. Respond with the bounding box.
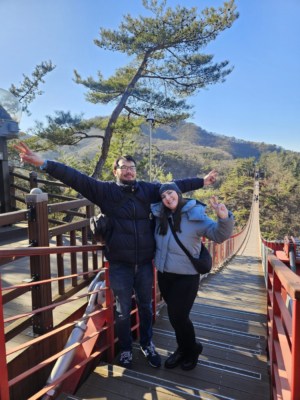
[203,169,217,186]
[209,195,229,219]
[14,142,45,167]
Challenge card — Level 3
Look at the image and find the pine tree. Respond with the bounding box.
[74,0,239,178]
[9,61,56,115]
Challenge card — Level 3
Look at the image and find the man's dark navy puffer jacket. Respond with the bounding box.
[45,161,205,267]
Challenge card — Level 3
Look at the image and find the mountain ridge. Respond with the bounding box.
[146,121,284,159]
[44,121,292,170]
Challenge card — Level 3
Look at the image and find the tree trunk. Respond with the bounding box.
[91,53,150,179]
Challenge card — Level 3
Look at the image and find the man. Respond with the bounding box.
[15,142,217,369]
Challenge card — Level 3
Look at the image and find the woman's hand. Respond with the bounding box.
[14,142,45,167]
[209,195,229,219]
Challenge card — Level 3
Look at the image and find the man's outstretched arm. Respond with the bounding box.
[174,169,218,194]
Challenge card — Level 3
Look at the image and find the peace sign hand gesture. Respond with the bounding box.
[14,142,45,167]
[209,195,229,219]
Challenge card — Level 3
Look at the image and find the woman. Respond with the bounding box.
[151,182,234,371]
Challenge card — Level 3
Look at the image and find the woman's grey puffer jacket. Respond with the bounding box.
[150,199,234,275]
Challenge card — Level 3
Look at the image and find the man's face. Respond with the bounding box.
[113,160,137,184]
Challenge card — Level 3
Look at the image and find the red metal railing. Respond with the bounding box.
[260,238,300,400]
[0,245,109,399]
[0,276,10,400]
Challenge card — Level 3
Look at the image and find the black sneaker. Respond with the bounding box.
[140,342,161,368]
[118,350,133,369]
[181,342,203,371]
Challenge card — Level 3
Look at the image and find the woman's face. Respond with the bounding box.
[161,190,179,211]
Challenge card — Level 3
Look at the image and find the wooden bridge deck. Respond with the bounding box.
[60,196,270,399]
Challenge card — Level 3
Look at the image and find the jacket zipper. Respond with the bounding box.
[130,199,138,269]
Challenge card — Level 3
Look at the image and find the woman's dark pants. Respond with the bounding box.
[157,271,200,354]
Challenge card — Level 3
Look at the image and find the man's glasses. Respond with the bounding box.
[117,165,136,171]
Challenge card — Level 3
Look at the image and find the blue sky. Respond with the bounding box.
[1,0,300,152]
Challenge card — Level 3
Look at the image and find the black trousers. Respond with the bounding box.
[157,271,200,354]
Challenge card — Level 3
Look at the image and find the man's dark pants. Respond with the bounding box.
[109,262,154,351]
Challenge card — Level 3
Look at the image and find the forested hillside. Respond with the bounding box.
[12,121,300,241]
[258,152,300,240]
[148,122,282,159]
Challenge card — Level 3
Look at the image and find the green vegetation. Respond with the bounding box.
[258,151,300,240]
[11,119,300,241]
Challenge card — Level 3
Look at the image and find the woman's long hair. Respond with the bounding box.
[158,195,187,235]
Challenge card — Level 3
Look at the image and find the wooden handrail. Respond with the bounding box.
[0,244,103,259]
[0,209,29,225]
[48,198,92,213]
